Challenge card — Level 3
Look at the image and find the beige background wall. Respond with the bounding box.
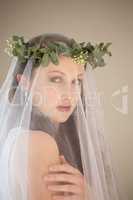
[0,0,132,199]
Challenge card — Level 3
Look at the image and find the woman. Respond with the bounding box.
[0,33,121,200]
[16,52,86,199]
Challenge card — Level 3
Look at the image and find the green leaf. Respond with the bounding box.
[42,53,50,66]
[97,58,105,67]
[104,42,112,49]
[12,35,20,41]
[71,39,81,49]
[61,47,71,56]
[49,51,59,65]
[79,42,85,47]
[47,42,57,50]
[39,48,48,54]
[54,42,69,54]
[12,35,25,45]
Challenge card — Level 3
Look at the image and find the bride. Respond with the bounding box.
[16,53,86,199]
[0,33,121,200]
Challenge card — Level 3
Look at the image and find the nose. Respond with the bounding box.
[61,84,73,102]
[61,95,72,103]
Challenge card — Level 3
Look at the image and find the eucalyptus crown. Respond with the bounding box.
[4,35,112,69]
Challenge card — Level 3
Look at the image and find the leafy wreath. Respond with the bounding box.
[4,35,112,69]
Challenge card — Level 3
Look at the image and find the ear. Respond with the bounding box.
[16,74,30,90]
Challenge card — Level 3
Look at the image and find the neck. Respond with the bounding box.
[32,105,60,134]
[49,118,60,131]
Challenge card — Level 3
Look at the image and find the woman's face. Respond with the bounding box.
[30,55,85,123]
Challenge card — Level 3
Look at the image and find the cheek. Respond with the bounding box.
[72,86,81,102]
[44,86,61,105]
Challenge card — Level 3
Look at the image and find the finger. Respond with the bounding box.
[60,155,67,164]
[52,194,78,200]
[44,173,83,186]
[47,184,82,194]
[49,164,82,176]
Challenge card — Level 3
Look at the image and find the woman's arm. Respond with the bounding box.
[28,131,60,200]
[14,130,60,200]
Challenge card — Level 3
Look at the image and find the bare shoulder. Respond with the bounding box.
[14,129,60,168]
[28,130,60,199]
[15,130,60,199]
[26,130,60,166]
[28,130,59,153]
[15,129,60,163]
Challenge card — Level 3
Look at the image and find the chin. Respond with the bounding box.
[55,113,72,123]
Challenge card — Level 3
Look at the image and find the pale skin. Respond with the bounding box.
[16,55,90,199]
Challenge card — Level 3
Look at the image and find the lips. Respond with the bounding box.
[56,105,71,112]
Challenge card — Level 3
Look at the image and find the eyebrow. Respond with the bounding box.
[48,70,83,77]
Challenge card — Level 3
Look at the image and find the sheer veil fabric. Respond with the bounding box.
[0,54,123,200]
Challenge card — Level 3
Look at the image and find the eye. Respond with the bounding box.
[49,76,62,83]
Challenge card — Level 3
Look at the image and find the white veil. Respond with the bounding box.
[0,38,123,200]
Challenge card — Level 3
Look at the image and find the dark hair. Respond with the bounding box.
[9,33,85,174]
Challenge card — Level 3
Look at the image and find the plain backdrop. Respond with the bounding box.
[0,0,132,199]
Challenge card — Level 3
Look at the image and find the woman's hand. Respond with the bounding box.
[43,155,88,200]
